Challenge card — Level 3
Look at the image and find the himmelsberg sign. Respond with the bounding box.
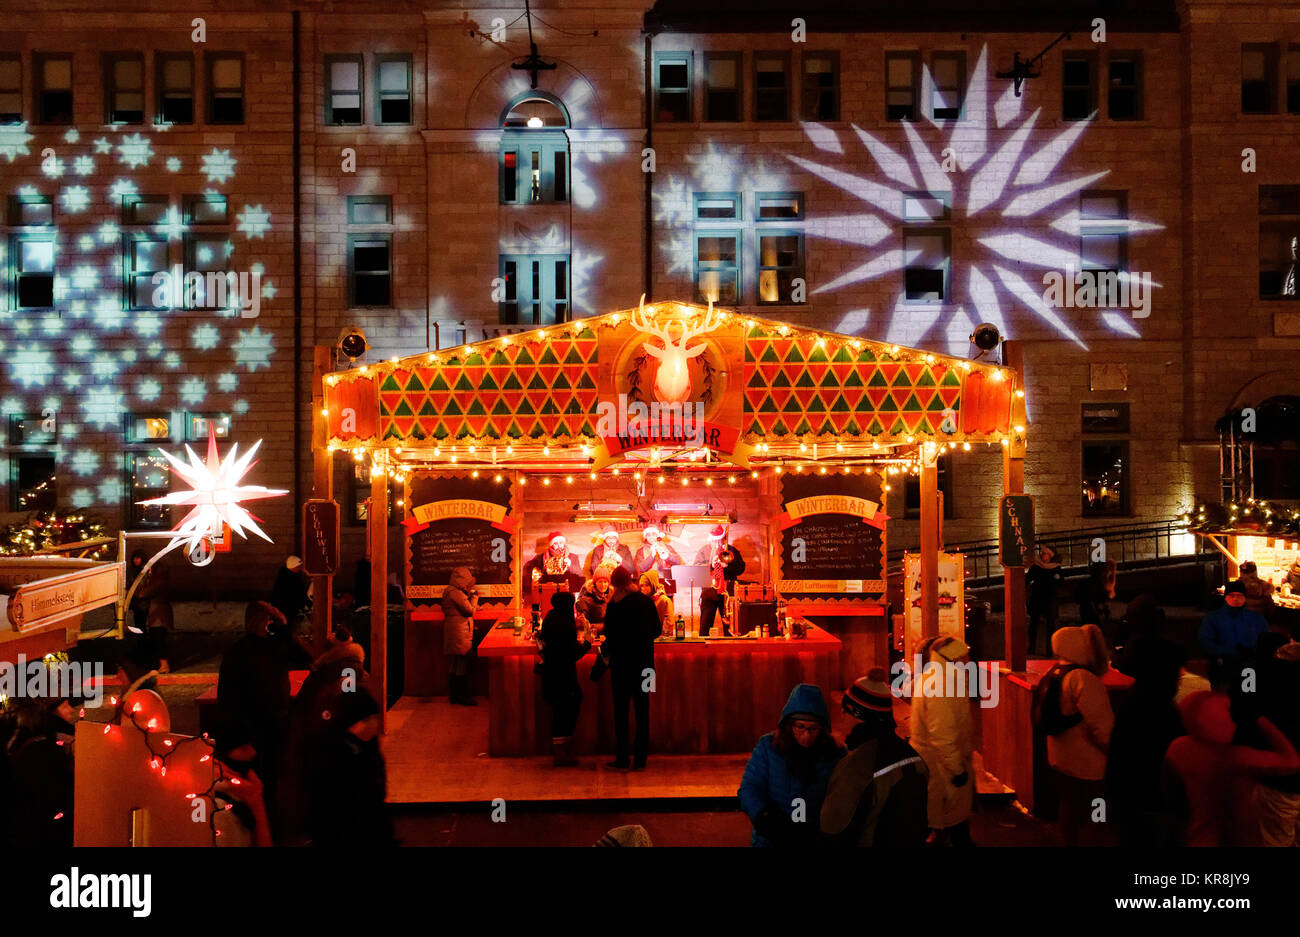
[2,562,121,633]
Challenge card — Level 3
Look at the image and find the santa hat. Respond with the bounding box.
[547,531,564,543]
[642,525,661,540]
[708,524,726,540]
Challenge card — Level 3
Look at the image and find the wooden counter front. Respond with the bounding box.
[478,625,842,756]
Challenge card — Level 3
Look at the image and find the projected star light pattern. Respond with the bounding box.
[139,427,287,556]
[788,45,1163,353]
[0,124,278,497]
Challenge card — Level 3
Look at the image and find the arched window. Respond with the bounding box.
[1252,395,1300,501]
[499,94,569,204]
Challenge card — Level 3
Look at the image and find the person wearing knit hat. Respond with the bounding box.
[1200,579,1270,688]
[594,824,652,847]
[822,669,929,846]
[638,568,673,636]
[739,684,845,846]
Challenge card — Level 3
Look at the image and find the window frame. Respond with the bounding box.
[693,229,741,306]
[1287,44,1300,115]
[104,52,145,125]
[1106,51,1143,121]
[1078,189,1129,277]
[125,450,173,529]
[7,193,53,227]
[348,233,393,308]
[125,233,169,311]
[903,451,954,519]
[1062,51,1097,121]
[1241,43,1277,115]
[0,53,22,124]
[1081,438,1131,518]
[185,412,231,442]
[884,51,920,121]
[800,50,839,122]
[34,52,73,125]
[753,51,791,122]
[10,452,57,511]
[183,193,228,225]
[901,227,951,303]
[754,191,804,222]
[12,233,56,310]
[325,53,364,126]
[497,253,570,326]
[694,191,742,223]
[498,132,569,204]
[374,53,413,125]
[755,228,805,306]
[206,52,245,125]
[930,51,966,121]
[155,52,195,125]
[346,194,393,225]
[703,52,742,123]
[653,52,692,123]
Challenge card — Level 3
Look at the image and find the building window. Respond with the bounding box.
[13,235,55,308]
[903,191,951,222]
[347,195,392,225]
[1107,53,1142,120]
[801,52,838,121]
[34,54,73,124]
[885,52,919,121]
[325,54,363,125]
[127,237,167,310]
[754,54,790,121]
[105,53,144,124]
[375,54,412,124]
[903,452,954,519]
[186,413,230,441]
[654,53,691,122]
[1062,52,1096,120]
[349,235,392,307]
[499,135,568,204]
[902,229,949,302]
[126,414,173,442]
[1259,184,1300,299]
[0,54,21,124]
[498,254,568,325]
[1242,44,1276,114]
[183,235,233,310]
[11,454,56,510]
[156,53,194,124]
[122,194,170,226]
[930,52,965,120]
[207,53,244,124]
[694,232,739,304]
[703,53,741,122]
[8,193,52,226]
[338,453,397,526]
[695,192,741,221]
[1288,46,1300,114]
[1079,191,1127,277]
[183,193,228,225]
[127,452,171,529]
[1082,439,1129,517]
[8,413,55,446]
[756,191,803,220]
[757,231,804,305]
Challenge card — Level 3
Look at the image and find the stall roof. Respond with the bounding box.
[323,302,1023,463]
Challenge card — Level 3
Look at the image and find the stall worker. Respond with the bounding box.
[526,531,583,590]
[634,524,683,580]
[586,527,635,577]
[697,526,745,637]
[577,567,615,629]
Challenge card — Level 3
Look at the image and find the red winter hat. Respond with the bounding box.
[547,531,564,542]
[709,524,726,540]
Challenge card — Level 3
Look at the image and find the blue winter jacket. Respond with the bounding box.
[738,684,845,846]
[1199,604,1269,658]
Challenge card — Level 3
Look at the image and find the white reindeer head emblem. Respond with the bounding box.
[630,295,722,404]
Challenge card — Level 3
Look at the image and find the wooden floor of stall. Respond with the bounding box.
[383,693,1008,805]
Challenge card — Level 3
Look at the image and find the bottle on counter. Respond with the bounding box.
[675,614,685,640]
[529,603,541,638]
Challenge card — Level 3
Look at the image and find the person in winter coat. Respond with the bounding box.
[539,591,591,767]
[1074,559,1116,627]
[114,643,171,734]
[1104,635,1185,846]
[638,569,673,635]
[127,551,174,673]
[1199,581,1270,687]
[1025,545,1064,656]
[909,635,976,846]
[270,555,310,627]
[634,524,682,578]
[442,566,478,706]
[4,697,76,847]
[575,567,614,629]
[212,724,274,847]
[1112,593,1167,675]
[1229,636,1300,846]
[739,683,844,846]
[1238,561,1275,617]
[218,600,290,826]
[600,566,662,770]
[1163,690,1300,846]
[309,688,395,847]
[821,669,928,847]
[586,527,635,577]
[1044,623,1113,846]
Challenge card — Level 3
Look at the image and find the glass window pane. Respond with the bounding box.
[43,58,72,89]
[659,62,687,90]
[331,60,360,91]
[887,57,913,86]
[114,58,142,86]
[212,58,241,87]
[350,199,390,224]
[133,240,165,270]
[354,243,389,272]
[21,240,54,271]
[0,59,19,86]
[379,59,408,92]
[709,58,736,87]
[697,236,736,263]
[164,58,192,87]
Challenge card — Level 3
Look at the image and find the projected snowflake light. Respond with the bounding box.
[787,45,1163,352]
[139,429,287,558]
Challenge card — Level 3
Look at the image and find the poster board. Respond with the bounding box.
[775,472,887,601]
[902,551,966,661]
[403,472,517,606]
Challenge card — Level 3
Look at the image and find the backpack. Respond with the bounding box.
[1032,664,1083,735]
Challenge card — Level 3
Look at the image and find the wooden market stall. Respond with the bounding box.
[318,300,1025,753]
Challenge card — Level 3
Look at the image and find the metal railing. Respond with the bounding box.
[888,516,1201,583]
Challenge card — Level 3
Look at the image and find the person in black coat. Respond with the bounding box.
[309,688,394,847]
[218,600,291,836]
[1024,545,1063,656]
[270,555,310,626]
[601,566,662,770]
[1104,635,1185,846]
[539,591,592,767]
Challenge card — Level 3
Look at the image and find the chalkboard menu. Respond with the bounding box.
[404,473,515,606]
[777,472,887,599]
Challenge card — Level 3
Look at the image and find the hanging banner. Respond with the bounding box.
[999,494,1035,567]
[402,499,517,536]
[302,500,339,576]
[777,495,889,530]
[903,552,966,661]
[591,420,753,470]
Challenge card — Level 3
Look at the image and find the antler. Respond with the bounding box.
[679,299,723,353]
[631,294,673,345]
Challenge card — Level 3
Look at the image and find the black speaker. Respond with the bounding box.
[737,601,777,632]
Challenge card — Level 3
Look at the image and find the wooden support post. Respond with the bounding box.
[1224,535,1240,581]
[1002,341,1028,672]
[370,466,389,730]
[920,442,940,641]
[310,346,333,653]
